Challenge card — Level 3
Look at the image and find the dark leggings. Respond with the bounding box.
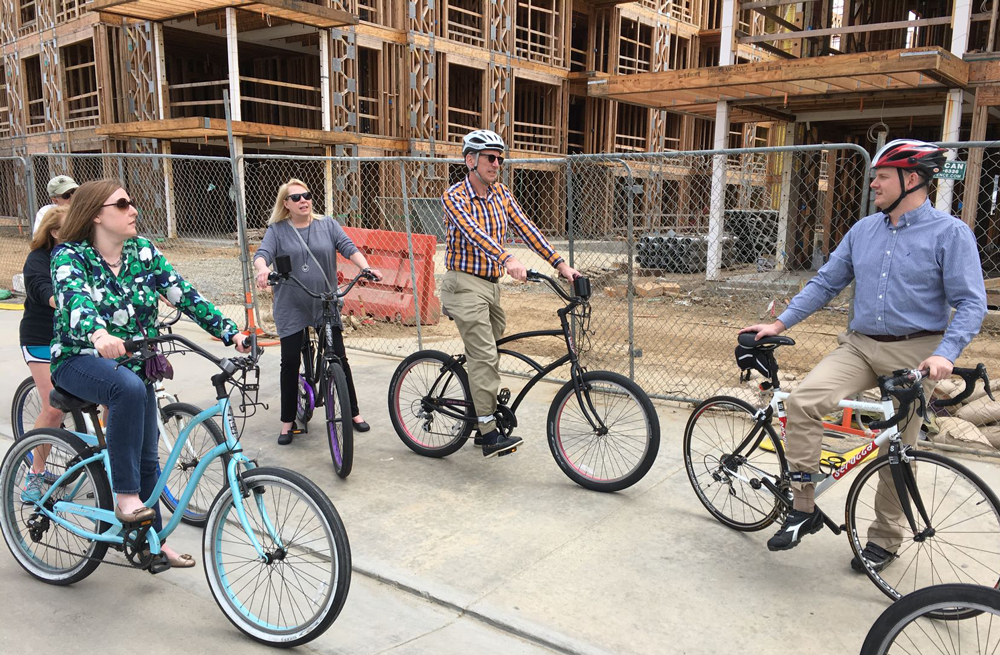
[279,327,360,423]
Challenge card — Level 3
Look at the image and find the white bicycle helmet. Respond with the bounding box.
[462,129,506,156]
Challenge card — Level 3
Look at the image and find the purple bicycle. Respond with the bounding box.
[268,255,377,478]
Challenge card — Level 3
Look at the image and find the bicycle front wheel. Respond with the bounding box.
[157,402,228,527]
[547,371,660,492]
[0,428,112,584]
[847,450,1000,609]
[388,350,474,458]
[861,584,1000,655]
[12,377,87,440]
[203,467,351,647]
[325,362,354,478]
[683,396,787,531]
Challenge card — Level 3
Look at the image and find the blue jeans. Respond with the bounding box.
[53,355,163,531]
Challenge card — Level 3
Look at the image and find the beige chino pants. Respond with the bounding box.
[784,331,938,551]
[440,270,506,434]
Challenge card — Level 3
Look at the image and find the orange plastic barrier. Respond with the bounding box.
[336,226,441,326]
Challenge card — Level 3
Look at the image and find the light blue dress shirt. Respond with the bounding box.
[777,199,987,363]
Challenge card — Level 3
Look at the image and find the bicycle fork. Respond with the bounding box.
[888,441,933,540]
[226,457,284,561]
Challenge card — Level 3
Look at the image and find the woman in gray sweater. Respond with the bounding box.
[254,178,382,445]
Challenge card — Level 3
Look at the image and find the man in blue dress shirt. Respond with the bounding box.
[741,139,987,569]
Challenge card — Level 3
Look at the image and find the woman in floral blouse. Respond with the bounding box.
[51,179,249,569]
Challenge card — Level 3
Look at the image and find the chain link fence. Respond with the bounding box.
[26,153,246,326]
[0,155,32,296]
[2,144,998,417]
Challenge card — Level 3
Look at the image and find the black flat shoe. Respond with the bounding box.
[352,419,370,433]
[278,431,294,445]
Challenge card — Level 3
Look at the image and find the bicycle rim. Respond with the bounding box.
[548,372,659,491]
[204,468,350,646]
[13,378,41,440]
[861,584,1000,655]
[847,451,1000,611]
[325,364,353,478]
[0,430,110,583]
[683,396,785,531]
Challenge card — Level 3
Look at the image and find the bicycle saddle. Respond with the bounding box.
[737,332,795,349]
[49,386,99,414]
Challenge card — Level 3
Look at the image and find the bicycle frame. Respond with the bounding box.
[30,393,274,561]
[427,276,607,433]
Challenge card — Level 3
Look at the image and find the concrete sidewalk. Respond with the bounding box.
[3,308,1000,654]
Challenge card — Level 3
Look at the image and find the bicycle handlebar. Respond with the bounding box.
[123,332,261,376]
[933,363,994,407]
[867,364,997,433]
[268,267,377,301]
[526,269,591,302]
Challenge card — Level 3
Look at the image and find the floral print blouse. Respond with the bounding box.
[50,236,239,380]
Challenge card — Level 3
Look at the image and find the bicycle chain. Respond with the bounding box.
[24,514,150,571]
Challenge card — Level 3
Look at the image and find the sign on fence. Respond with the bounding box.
[935,160,967,180]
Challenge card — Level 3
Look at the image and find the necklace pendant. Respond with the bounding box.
[302,263,310,273]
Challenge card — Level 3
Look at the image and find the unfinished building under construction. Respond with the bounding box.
[1,1,999,248]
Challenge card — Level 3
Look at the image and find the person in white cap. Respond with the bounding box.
[32,175,79,235]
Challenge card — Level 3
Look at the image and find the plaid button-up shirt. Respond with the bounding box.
[442,177,563,279]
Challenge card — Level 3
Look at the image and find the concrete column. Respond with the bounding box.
[707,0,736,281]
[937,0,973,212]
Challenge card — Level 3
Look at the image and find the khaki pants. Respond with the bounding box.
[440,270,506,433]
[785,331,939,550]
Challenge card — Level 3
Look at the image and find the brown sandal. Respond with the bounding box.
[115,504,156,524]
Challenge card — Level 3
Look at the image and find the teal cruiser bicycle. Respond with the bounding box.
[0,333,351,647]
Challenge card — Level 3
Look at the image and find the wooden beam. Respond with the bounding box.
[89,0,356,27]
[740,0,819,8]
[738,17,953,44]
[752,7,799,33]
[589,47,968,101]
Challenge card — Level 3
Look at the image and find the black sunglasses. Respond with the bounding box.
[483,154,504,165]
[101,198,137,210]
[60,189,75,200]
[288,192,313,202]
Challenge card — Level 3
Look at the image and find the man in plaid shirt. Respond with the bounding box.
[441,129,580,458]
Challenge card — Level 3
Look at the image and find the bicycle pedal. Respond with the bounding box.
[289,428,307,435]
[498,446,517,457]
[146,553,171,575]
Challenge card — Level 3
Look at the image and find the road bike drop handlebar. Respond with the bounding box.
[869,364,995,432]
[267,254,378,300]
[525,269,591,302]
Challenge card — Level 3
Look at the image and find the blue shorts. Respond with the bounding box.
[21,345,51,364]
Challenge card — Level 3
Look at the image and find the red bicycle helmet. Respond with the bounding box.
[871,139,948,215]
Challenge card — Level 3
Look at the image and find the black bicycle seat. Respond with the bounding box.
[49,386,99,414]
[737,332,796,349]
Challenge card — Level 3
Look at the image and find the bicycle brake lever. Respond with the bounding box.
[980,364,996,402]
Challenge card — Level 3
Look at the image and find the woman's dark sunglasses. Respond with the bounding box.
[60,189,75,200]
[484,154,504,165]
[101,198,137,210]
[288,192,312,202]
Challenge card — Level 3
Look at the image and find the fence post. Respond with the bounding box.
[566,158,575,270]
[399,159,423,349]
[24,156,37,224]
[223,90,258,333]
[619,158,636,381]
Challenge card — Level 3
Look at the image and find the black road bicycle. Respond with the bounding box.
[387,270,660,492]
[268,254,377,478]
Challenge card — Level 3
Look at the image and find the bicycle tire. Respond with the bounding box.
[12,376,87,440]
[297,333,317,425]
[846,450,1000,614]
[547,371,660,492]
[203,466,351,647]
[0,428,112,585]
[387,350,475,458]
[325,362,354,478]
[683,395,788,531]
[861,583,1000,655]
[157,402,229,527]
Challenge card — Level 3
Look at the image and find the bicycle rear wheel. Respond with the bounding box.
[325,362,354,478]
[0,428,112,584]
[203,467,351,647]
[861,584,1000,655]
[683,396,787,531]
[846,450,1000,614]
[388,350,474,458]
[12,377,87,440]
[157,402,228,527]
